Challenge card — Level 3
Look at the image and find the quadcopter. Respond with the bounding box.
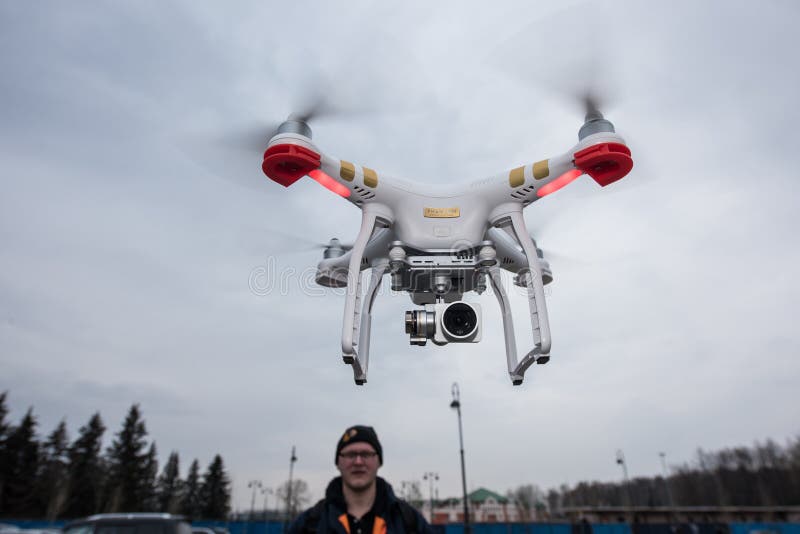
[260,102,633,385]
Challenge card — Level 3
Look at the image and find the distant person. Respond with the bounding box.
[288,425,434,534]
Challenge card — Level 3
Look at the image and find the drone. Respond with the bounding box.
[260,101,633,385]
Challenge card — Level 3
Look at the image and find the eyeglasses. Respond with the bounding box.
[339,451,378,461]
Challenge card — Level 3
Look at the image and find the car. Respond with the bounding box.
[0,526,59,534]
[64,514,192,534]
[191,527,228,534]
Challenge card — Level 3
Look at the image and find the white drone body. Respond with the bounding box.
[262,114,633,385]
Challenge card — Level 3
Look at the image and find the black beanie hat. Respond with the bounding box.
[335,425,383,465]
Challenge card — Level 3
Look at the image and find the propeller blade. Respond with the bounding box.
[179,30,433,194]
[290,91,342,124]
[536,246,588,268]
[582,91,604,121]
[484,3,655,196]
[266,230,355,255]
[484,2,621,120]
[180,90,378,190]
[218,120,283,154]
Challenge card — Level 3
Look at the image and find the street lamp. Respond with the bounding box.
[283,446,298,532]
[615,450,633,507]
[423,472,439,522]
[248,479,262,534]
[450,383,471,534]
[659,452,675,525]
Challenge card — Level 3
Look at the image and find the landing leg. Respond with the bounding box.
[487,266,531,385]
[507,210,552,359]
[341,206,389,384]
[349,259,390,385]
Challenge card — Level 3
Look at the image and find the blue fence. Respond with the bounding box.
[187,523,800,534]
[2,520,799,534]
[729,524,800,534]
[192,521,285,534]
[592,524,633,534]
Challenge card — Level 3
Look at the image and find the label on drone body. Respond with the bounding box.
[423,207,460,218]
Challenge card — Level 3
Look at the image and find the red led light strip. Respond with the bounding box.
[308,169,351,198]
[536,169,582,197]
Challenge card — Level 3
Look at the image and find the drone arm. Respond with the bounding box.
[484,133,633,207]
[543,133,634,189]
[262,136,384,207]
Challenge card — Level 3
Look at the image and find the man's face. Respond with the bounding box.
[337,442,380,493]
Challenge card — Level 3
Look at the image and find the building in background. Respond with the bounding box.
[426,488,523,524]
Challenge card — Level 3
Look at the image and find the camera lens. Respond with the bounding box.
[442,303,478,338]
[405,310,435,339]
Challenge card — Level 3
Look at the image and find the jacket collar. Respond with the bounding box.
[325,476,396,516]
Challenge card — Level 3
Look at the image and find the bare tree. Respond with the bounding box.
[507,484,545,521]
[401,480,424,508]
[546,489,562,518]
[276,478,310,519]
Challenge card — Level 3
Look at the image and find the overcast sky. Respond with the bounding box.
[2,0,799,512]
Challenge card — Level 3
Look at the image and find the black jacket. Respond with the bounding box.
[288,477,434,534]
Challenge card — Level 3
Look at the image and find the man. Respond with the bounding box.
[288,425,434,534]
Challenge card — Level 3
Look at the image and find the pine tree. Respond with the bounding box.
[199,454,231,520]
[0,391,10,514]
[3,408,41,518]
[65,413,106,518]
[38,420,70,520]
[157,451,183,513]
[105,404,153,512]
[181,459,202,519]
[0,392,8,435]
[142,442,159,511]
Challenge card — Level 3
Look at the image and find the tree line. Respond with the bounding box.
[507,435,800,517]
[0,391,231,520]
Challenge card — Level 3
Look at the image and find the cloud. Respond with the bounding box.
[1,0,799,510]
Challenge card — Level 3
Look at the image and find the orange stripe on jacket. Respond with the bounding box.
[372,517,387,534]
[336,513,386,534]
[338,514,350,534]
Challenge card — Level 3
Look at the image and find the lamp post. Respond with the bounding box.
[283,446,298,532]
[659,452,675,524]
[659,452,674,505]
[423,472,439,522]
[262,487,274,520]
[450,383,471,534]
[248,479,262,534]
[616,450,633,509]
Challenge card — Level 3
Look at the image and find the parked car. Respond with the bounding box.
[192,527,228,534]
[64,514,192,534]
